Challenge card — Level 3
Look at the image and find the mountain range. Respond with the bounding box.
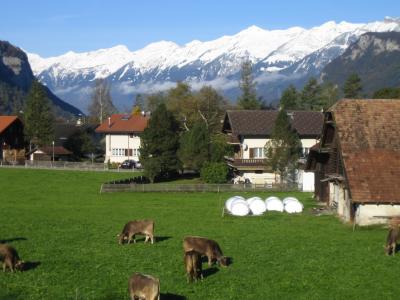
[322,31,400,95]
[27,17,400,112]
[0,41,82,117]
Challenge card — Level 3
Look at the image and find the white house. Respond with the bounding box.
[95,114,149,164]
[222,110,323,190]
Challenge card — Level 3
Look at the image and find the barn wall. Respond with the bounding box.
[355,204,400,226]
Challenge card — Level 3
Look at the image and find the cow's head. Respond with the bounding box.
[218,256,229,267]
[15,260,25,271]
[117,233,127,245]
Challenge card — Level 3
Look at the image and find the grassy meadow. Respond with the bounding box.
[0,168,399,299]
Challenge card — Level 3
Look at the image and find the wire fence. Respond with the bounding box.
[0,160,141,173]
[100,183,300,193]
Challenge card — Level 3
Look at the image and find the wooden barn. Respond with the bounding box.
[306,99,400,225]
[0,116,25,163]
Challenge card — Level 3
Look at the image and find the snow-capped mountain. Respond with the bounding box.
[28,17,400,112]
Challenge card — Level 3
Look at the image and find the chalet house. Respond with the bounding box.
[0,116,25,163]
[30,146,72,161]
[306,99,400,225]
[95,114,149,164]
[222,110,323,189]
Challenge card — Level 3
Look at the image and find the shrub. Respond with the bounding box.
[200,162,228,184]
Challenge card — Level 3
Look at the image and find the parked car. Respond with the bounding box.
[120,160,136,169]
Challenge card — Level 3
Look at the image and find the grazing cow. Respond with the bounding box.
[184,250,203,283]
[183,236,228,267]
[128,272,160,300]
[118,220,154,245]
[0,244,24,272]
[385,225,400,256]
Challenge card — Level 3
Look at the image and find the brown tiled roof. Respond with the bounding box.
[224,110,323,137]
[39,146,72,155]
[332,99,400,203]
[0,116,18,134]
[95,114,149,134]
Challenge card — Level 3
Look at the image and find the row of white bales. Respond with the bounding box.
[225,196,304,216]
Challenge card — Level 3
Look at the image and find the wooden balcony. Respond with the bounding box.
[225,157,270,171]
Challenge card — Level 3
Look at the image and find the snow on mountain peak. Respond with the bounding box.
[28,17,400,81]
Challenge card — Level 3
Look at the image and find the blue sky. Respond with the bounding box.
[1,0,399,57]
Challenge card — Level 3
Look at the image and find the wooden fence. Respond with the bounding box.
[100,183,300,193]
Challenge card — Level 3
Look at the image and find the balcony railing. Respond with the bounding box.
[225,157,268,169]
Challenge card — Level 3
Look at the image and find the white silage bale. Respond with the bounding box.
[265,196,284,212]
[231,199,250,216]
[284,199,304,214]
[246,196,263,205]
[282,197,300,205]
[225,196,245,212]
[249,198,267,215]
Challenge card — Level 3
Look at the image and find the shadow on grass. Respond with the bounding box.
[161,293,187,300]
[202,267,219,278]
[0,237,27,243]
[21,261,41,271]
[133,236,172,243]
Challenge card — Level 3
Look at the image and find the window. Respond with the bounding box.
[302,147,310,158]
[249,147,264,159]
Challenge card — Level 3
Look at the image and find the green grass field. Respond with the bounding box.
[0,168,399,300]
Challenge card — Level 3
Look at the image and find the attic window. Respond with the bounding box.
[121,115,130,121]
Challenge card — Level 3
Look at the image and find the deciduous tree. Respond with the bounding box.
[88,79,116,124]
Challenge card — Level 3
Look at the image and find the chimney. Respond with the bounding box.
[108,117,111,127]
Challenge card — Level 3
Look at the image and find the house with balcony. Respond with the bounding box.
[95,114,149,164]
[305,99,400,225]
[222,110,323,189]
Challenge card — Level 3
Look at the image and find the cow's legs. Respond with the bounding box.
[150,234,154,244]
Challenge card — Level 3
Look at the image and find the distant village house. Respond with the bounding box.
[95,114,149,163]
[0,116,25,163]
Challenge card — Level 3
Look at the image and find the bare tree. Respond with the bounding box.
[88,79,117,124]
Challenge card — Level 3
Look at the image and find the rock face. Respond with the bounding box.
[321,32,400,95]
[27,18,400,111]
[0,40,82,117]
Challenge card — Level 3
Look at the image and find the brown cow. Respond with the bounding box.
[184,250,203,283]
[118,220,154,245]
[183,236,228,267]
[0,244,24,272]
[128,272,160,300]
[385,225,400,256]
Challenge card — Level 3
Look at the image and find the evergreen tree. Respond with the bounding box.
[63,127,96,161]
[24,80,54,147]
[343,73,362,98]
[178,122,210,172]
[280,85,299,109]
[373,87,400,99]
[319,82,339,110]
[237,60,260,109]
[140,103,181,182]
[300,77,322,110]
[88,79,116,124]
[265,109,302,184]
